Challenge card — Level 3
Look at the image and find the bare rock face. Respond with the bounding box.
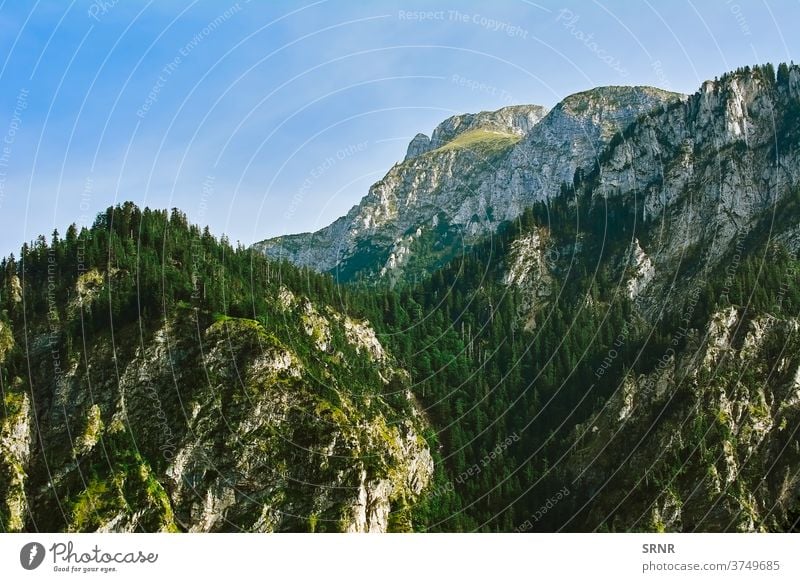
[625,239,655,300]
[0,322,31,532]
[4,279,432,532]
[346,421,433,532]
[591,66,800,316]
[573,308,800,531]
[405,133,432,160]
[0,389,31,532]
[506,86,686,207]
[0,319,14,362]
[255,89,681,282]
[9,275,22,304]
[502,228,554,331]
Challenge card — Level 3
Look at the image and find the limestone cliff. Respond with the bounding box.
[0,288,431,533]
[255,87,682,282]
[570,308,800,531]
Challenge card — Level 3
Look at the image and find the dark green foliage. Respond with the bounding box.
[357,172,800,531]
[0,203,402,532]
[0,203,342,342]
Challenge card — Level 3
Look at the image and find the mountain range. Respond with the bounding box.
[2,62,800,532]
[254,85,682,283]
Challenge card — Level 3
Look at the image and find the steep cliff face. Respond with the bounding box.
[255,87,682,282]
[0,317,32,532]
[505,86,685,207]
[0,372,30,532]
[592,66,800,317]
[494,65,800,532]
[569,307,800,531]
[500,66,800,327]
[0,279,431,533]
[502,227,554,332]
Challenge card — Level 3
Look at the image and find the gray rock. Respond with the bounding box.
[404,133,431,160]
[255,87,682,281]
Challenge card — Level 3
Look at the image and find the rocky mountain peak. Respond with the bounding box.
[537,85,685,143]
[255,82,684,282]
[559,85,682,113]
[405,133,432,160]
[404,104,548,161]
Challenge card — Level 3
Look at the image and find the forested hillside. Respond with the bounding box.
[0,203,432,532]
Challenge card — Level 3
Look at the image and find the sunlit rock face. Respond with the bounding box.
[255,88,682,282]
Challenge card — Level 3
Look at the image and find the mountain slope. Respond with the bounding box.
[0,206,431,532]
[414,63,800,531]
[567,306,800,531]
[254,86,683,283]
[4,64,800,533]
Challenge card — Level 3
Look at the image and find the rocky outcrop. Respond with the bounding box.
[405,133,432,160]
[0,319,14,363]
[571,307,800,531]
[592,66,800,315]
[502,227,554,331]
[0,387,31,532]
[0,320,31,533]
[626,239,655,300]
[506,86,685,208]
[5,279,431,532]
[346,420,433,532]
[8,275,22,304]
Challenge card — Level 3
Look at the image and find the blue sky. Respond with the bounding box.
[0,0,797,257]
